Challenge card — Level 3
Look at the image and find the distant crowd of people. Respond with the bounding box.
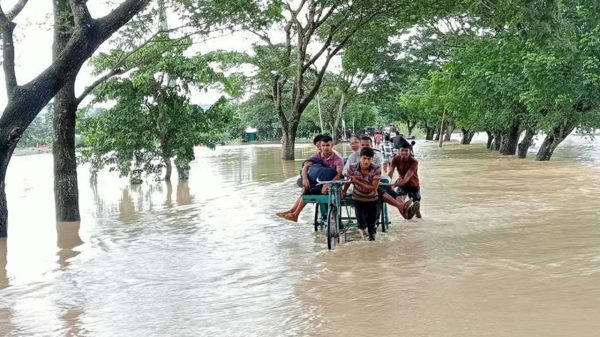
[276,130,421,241]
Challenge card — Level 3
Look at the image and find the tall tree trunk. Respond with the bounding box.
[163,156,172,181]
[0,136,18,237]
[493,132,502,151]
[331,91,346,143]
[0,0,151,237]
[460,129,474,144]
[53,78,80,221]
[444,123,455,141]
[53,0,79,221]
[407,120,414,137]
[500,121,520,155]
[517,128,536,159]
[282,125,298,160]
[425,127,435,140]
[435,121,446,142]
[486,131,494,149]
[0,180,7,237]
[536,122,576,161]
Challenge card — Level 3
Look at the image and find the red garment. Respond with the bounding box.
[391,156,420,188]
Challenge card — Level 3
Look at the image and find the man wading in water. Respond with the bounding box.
[342,147,381,241]
[388,143,422,219]
[345,135,414,218]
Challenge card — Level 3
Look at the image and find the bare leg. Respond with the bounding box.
[282,199,306,222]
[277,196,302,215]
[382,192,406,214]
[291,199,307,217]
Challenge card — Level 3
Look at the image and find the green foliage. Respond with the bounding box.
[79,37,233,181]
[388,0,600,140]
[18,104,54,148]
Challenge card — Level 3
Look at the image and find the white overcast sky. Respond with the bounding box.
[0,0,258,111]
[0,0,344,113]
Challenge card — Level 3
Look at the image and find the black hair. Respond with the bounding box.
[400,142,412,149]
[384,134,391,141]
[320,135,333,143]
[359,147,374,158]
[312,134,325,145]
[360,135,372,143]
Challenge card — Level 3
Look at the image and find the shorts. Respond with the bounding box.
[377,186,399,201]
[303,187,323,195]
[396,186,421,202]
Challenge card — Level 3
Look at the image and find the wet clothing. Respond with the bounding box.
[353,199,378,239]
[347,163,381,240]
[316,151,343,175]
[343,150,383,176]
[396,186,421,202]
[381,141,395,161]
[297,156,338,193]
[390,156,420,189]
[347,163,381,202]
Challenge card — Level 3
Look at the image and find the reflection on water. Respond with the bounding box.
[0,238,6,289]
[0,139,600,337]
[56,222,83,269]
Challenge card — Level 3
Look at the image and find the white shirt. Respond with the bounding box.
[343,149,383,176]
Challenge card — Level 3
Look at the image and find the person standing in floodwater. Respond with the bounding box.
[343,147,381,241]
[388,143,422,219]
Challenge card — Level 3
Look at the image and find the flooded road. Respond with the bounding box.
[1,135,600,337]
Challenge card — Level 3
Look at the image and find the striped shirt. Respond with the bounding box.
[347,163,381,202]
[381,141,395,160]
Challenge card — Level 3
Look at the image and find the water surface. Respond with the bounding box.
[1,136,599,337]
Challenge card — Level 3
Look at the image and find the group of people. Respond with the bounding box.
[276,133,422,241]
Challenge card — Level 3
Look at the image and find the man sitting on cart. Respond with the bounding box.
[277,135,343,222]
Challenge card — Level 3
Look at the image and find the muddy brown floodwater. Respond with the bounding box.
[1,135,599,337]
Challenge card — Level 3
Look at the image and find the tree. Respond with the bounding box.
[183,0,451,159]
[79,36,234,183]
[51,0,194,222]
[0,0,152,237]
[17,104,54,148]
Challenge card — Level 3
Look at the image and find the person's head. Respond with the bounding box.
[349,135,361,152]
[384,134,391,142]
[359,147,374,168]
[399,143,412,159]
[313,134,325,151]
[320,135,334,156]
[360,135,372,149]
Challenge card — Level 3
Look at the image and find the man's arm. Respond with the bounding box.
[334,164,343,180]
[395,161,417,187]
[351,177,380,193]
[342,153,355,176]
[301,161,313,189]
[394,169,415,187]
[387,159,396,177]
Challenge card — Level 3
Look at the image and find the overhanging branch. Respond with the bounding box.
[6,0,29,20]
[69,0,93,27]
[76,67,124,105]
[0,6,17,93]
